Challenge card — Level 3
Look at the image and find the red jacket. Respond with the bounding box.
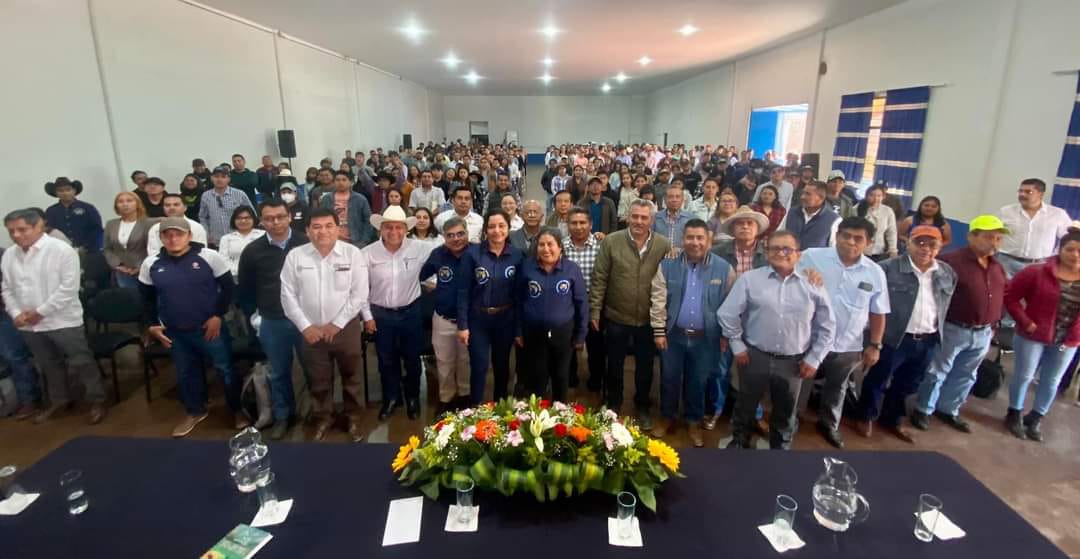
[1004,257,1080,346]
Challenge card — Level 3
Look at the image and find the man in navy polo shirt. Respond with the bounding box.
[140,217,246,438]
[420,216,471,413]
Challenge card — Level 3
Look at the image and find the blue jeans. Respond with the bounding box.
[373,303,423,403]
[114,272,139,289]
[1008,333,1077,416]
[0,314,38,405]
[467,310,515,405]
[915,322,993,417]
[257,317,304,421]
[660,331,719,422]
[704,347,732,417]
[167,327,241,416]
[858,333,938,426]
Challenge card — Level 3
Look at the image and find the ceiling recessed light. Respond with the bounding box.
[541,56,555,66]
[637,56,652,66]
[441,52,461,69]
[601,82,612,93]
[614,72,629,83]
[538,73,554,84]
[463,70,481,84]
[538,24,562,38]
[398,20,427,43]
[677,24,699,36]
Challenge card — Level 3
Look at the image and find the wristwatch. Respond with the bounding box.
[866,342,883,350]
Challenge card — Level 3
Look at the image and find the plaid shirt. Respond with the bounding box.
[564,234,599,292]
[734,243,756,277]
[198,187,254,245]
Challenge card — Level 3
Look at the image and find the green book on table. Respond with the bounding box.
[200,524,273,559]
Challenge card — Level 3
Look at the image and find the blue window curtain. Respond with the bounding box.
[873,86,930,211]
[1050,76,1080,219]
[831,92,874,182]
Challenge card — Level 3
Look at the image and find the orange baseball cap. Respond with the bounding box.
[909,225,942,241]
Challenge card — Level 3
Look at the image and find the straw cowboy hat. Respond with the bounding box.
[721,205,770,236]
[370,205,417,230]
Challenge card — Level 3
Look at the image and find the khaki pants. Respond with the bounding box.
[22,327,105,405]
[431,313,469,403]
[302,319,364,421]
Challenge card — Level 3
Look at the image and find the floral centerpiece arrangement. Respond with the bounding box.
[392,396,683,512]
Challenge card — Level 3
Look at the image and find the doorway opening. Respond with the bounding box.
[469,121,490,145]
[746,104,808,164]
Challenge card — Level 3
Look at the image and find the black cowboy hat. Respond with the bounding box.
[44,177,83,197]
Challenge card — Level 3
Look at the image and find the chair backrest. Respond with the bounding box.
[87,287,143,325]
[81,252,112,298]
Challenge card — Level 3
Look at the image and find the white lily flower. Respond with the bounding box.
[610,422,634,447]
[535,437,545,453]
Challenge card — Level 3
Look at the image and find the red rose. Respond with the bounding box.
[573,403,586,415]
[434,420,445,432]
[509,419,521,431]
[540,399,551,409]
[554,424,568,438]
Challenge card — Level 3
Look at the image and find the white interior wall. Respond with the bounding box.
[0,0,120,220]
[427,91,446,143]
[0,0,441,230]
[441,96,635,154]
[645,64,736,147]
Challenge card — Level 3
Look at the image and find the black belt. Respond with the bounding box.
[435,312,457,323]
[947,320,991,331]
[673,327,705,338]
[747,343,804,361]
[372,300,418,314]
[906,332,938,341]
[475,304,512,315]
[1001,253,1043,264]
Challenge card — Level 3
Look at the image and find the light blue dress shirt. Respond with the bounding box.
[674,262,705,330]
[717,266,837,368]
[796,248,890,353]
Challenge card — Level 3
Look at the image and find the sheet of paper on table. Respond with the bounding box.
[251,499,293,528]
[444,505,479,532]
[757,522,806,553]
[0,492,40,516]
[916,511,967,540]
[382,496,424,546]
[608,517,643,547]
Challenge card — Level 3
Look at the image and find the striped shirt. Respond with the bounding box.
[198,187,254,246]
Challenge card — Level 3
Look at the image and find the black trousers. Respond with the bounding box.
[523,321,575,402]
[570,325,606,390]
[604,320,656,413]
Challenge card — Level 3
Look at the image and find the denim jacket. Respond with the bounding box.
[319,190,375,248]
[880,256,957,348]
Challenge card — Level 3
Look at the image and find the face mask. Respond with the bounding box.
[281,192,296,204]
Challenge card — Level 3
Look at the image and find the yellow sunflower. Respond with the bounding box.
[647,438,680,473]
[392,436,421,473]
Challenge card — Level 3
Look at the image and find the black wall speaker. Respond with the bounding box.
[402,134,413,150]
[800,153,821,176]
[277,130,297,158]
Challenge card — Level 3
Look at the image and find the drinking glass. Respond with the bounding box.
[256,472,278,513]
[0,465,20,500]
[773,494,798,547]
[914,493,942,542]
[616,491,636,540]
[456,479,475,524]
[59,470,88,515]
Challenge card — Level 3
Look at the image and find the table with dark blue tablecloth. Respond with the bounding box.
[0,436,1065,558]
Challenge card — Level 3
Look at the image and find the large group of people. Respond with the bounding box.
[2,140,1078,452]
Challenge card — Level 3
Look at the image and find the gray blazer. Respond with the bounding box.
[104,217,156,269]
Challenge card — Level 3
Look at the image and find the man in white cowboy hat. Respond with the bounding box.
[711,206,770,279]
[359,206,438,422]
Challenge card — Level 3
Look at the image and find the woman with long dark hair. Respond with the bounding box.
[514,228,587,401]
[857,184,898,261]
[899,195,953,247]
[750,184,786,240]
[456,210,525,404]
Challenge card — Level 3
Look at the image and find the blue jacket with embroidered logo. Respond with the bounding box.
[456,241,524,331]
[515,256,588,344]
[421,244,465,320]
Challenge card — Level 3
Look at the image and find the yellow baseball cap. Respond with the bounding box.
[968,214,1010,234]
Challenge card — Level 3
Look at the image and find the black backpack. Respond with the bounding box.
[972,347,1005,399]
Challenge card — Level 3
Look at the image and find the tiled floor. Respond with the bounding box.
[2,349,1078,557]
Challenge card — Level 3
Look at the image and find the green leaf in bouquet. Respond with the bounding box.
[631,479,658,513]
[419,478,441,500]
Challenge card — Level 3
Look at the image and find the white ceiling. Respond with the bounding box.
[200,0,905,96]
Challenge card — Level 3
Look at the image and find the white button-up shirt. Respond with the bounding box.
[905,258,939,334]
[998,203,1072,259]
[280,241,367,332]
[359,238,437,320]
[1,234,84,331]
[409,186,446,213]
[434,210,483,243]
[147,218,208,256]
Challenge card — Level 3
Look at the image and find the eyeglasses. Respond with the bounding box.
[524,210,542,216]
[766,246,797,256]
[445,231,468,240]
[910,238,940,248]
